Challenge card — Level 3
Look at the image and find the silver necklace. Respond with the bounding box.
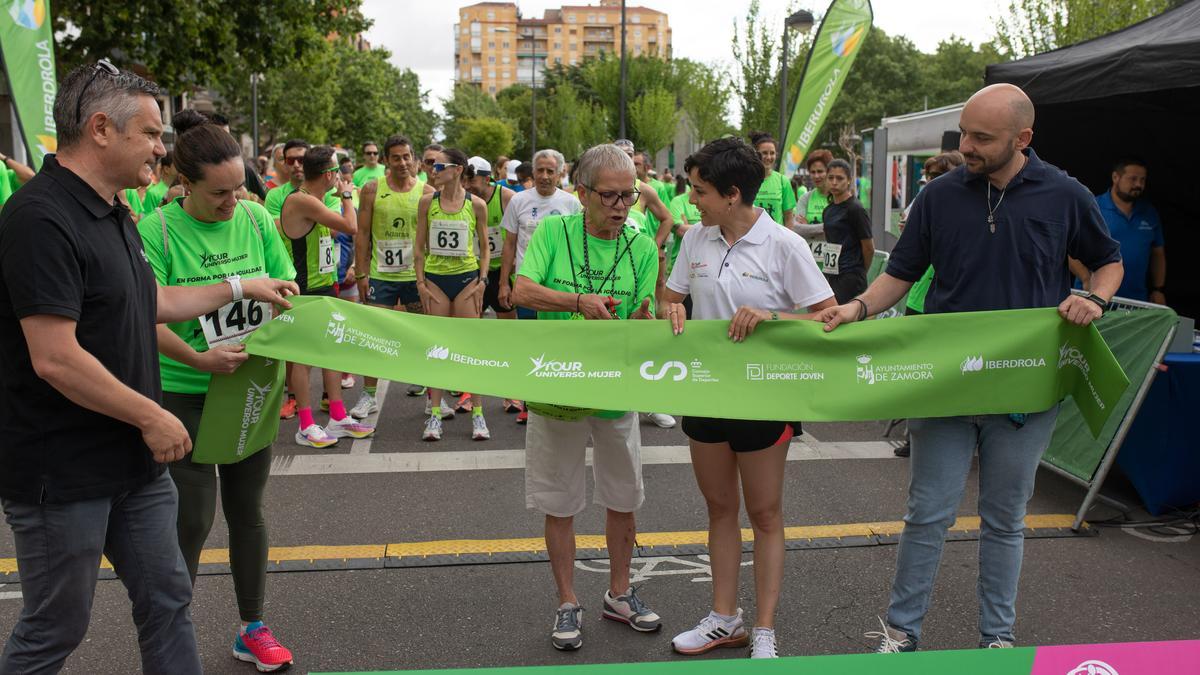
[986,181,1007,234]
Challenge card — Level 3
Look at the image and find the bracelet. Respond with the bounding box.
[576,293,582,313]
[770,311,779,321]
[1084,293,1108,311]
[851,297,868,321]
[224,276,243,302]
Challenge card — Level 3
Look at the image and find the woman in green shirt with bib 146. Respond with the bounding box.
[414,147,491,442]
[137,110,299,673]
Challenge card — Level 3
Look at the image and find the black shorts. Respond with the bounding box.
[682,416,798,453]
[482,268,514,313]
[302,285,336,297]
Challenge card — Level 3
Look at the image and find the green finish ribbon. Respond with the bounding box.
[194,296,1128,464]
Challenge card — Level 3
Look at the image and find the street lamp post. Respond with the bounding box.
[618,0,628,139]
[527,29,537,154]
[777,9,815,170]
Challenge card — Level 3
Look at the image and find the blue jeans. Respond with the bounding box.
[885,405,1059,644]
[1,471,201,675]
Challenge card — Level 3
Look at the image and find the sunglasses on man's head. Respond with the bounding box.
[75,58,119,126]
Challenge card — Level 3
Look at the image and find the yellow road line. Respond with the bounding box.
[0,514,1081,574]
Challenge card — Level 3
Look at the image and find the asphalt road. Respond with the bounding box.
[1,380,1197,674]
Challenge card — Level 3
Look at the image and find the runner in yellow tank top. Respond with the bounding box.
[350,134,437,419]
[414,148,492,442]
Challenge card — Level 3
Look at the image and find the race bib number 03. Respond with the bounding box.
[318,235,336,274]
[811,241,842,275]
[431,219,469,257]
[376,238,414,273]
[201,299,269,347]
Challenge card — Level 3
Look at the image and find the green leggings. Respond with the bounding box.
[163,391,272,623]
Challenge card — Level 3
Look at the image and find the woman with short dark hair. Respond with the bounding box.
[663,137,835,659]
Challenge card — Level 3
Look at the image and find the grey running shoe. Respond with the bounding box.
[602,586,661,632]
[552,603,583,651]
[406,384,426,397]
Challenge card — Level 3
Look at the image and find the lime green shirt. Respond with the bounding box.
[264,182,340,220]
[754,170,797,225]
[423,191,479,276]
[518,213,658,419]
[368,177,424,282]
[138,199,296,394]
[352,164,385,189]
[907,266,935,313]
[0,168,19,207]
[667,189,700,267]
[484,183,505,270]
[143,180,170,212]
[802,189,830,224]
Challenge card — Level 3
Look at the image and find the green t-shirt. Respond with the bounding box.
[754,170,797,225]
[667,189,700,267]
[352,164,385,189]
[795,184,808,201]
[0,168,19,207]
[802,189,830,224]
[657,180,676,205]
[143,180,170,212]
[518,213,659,419]
[124,188,148,217]
[907,266,935,313]
[423,192,479,276]
[138,199,296,394]
[484,183,504,270]
[264,182,340,220]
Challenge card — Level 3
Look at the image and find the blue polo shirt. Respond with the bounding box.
[1094,191,1163,301]
[887,148,1121,314]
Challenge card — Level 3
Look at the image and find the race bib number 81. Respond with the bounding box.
[376,238,413,273]
[318,235,336,274]
[201,299,269,347]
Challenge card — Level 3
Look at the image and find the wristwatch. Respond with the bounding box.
[224,275,244,302]
[1082,292,1108,311]
[341,190,353,200]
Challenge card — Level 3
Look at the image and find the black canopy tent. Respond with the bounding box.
[985,0,1200,319]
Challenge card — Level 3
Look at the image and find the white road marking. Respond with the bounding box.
[576,555,752,583]
[0,585,20,601]
[268,432,899,476]
[349,380,390,456]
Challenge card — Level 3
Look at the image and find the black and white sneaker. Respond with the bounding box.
[552,603,584,651]
[602,586,661,632]
[671,609,748,655]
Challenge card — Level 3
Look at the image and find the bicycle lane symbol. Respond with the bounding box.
[575,555,752,583]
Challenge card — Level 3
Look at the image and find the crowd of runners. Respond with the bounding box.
[0,57,1127,674]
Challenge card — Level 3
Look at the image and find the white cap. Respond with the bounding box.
[507,162,519,181]
[467,156,492,176]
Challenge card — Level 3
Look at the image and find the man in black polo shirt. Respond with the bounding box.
[0,61,297,674]
[816,84,1123,653]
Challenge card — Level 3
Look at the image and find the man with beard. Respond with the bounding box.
[815,83,1123,653]
[1070,157,1165,304]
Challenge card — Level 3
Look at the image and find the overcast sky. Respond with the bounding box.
[362,0,1006,120]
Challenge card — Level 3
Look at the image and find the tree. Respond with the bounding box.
[679,62,733,144]
[325,44,437,152]
[628,88,678,159]
[457,117,515,161]
[53,0,369,94]
[229,42,339,146]
[731,0,781,137]
[540,82,609,160]
[993,0,1177,57]
[441,84,511,148]
[495,84,535,159]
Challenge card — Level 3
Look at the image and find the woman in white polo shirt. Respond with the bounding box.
[662,137,836,659]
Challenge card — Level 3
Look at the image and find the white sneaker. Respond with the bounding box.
[340,374,355,389]
[671,609,748,655]
[295,424,338,448]
[424,397,455,419]
[349,392,378,419]
[750,627,777,658]
[471,415,490,440]
[326,416,375,439]
[646,412,676,428]
[422,414,443,441]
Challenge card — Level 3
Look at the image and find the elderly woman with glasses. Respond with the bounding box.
[510,143,663,653]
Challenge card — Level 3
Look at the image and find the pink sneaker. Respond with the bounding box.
[233,621,293,672]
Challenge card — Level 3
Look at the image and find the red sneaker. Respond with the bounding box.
[279,397,297,420]
[233,621,293,672]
